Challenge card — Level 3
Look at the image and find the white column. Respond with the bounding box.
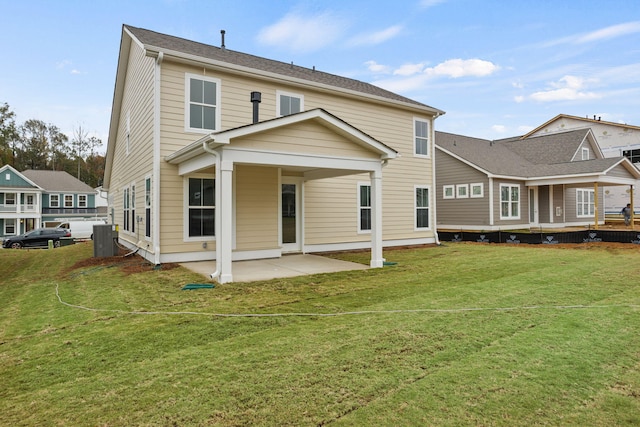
[218,159,234,283]
[369,168,384,268]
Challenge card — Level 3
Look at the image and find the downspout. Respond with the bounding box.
[431,115,441,245]
[202,138,221,281]
[152,52,163,265]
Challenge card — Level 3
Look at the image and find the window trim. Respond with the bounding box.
[415,185,431,230]
[576,188,595,218]
[357,182,372,234]
[64,194,74,208]
[184,73,222,134]
[50,194,59,208]
[78,194,87,208]
[183,175,216,242]
[456,184,469,199]
[470,183,484,198]
[4,218,16,235]
[500,184,520,220]
[581,147,589,160]
[276,90,304,117]
[443,185,455,199]
[145,176,152,240]
[413,117,430,158]
[4,192,16,206]
[123,186,130,232]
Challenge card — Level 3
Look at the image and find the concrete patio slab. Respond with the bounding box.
[180,254,368,283]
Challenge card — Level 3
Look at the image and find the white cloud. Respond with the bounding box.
[419,0,446,8]
[529,75,600,102]
[576,21,640,44]
[492,125,507,133]
[393,62,425,76]
[424,59,500,78]
[348,25,403,47]
[514,95,525,103]
[56,60,72,69]
[364,60,391,74]
[257,12,348,53]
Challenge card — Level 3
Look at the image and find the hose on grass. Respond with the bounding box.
[55,283,639,318]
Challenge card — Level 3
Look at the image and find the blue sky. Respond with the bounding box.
[2,0,640,152]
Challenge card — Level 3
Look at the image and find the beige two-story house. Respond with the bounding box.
[104,25,444,283]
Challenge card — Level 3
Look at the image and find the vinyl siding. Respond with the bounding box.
[109,41,155,246]
[235,165,278,251]
[492,180,529,227]
[435,150,490,227]
[564,185,605,223]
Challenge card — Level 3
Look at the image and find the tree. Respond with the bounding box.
[17,119,69,170]
[71,124,102,180]
[0,102,19,166]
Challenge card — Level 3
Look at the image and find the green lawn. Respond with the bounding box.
[1,242,639,426]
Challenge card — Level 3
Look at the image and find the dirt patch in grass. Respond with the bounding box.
[65,252,180,276]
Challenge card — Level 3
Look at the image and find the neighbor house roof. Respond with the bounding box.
[21,170,95,193]
[521,114,640,139]
[435,130,640,181]
[124,25,444,115]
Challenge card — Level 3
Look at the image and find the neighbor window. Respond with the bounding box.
[443,185,455,199]
[581,147,589,160]
[277,91,303,117]
[5,218,16,235]
[358,183,371,232]
[500,184,520,219]
[78,194,87,208]
[415,186,430,229]
[576,189,595,217]
[414,118,430,156]
[145,177,151,239]
[4,192,16,205]
[64,194,74,208]
[456,184,469,198]
[187,177,215,238]
[50,194,59,208]
[186,74,221,132]
[470,183,484,198]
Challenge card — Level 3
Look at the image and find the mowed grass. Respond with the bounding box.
[1,242,639,426]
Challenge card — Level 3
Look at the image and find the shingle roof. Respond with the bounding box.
[435,130,626,179]
[124,25,443,113]
[21,170,95,192]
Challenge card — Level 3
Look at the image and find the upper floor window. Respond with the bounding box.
[500,184,520,219]
[277,91,303,117]
[581,147,589,160]
[414,118,430,157]
[186,74,221,132]
[78,194,87,208]
[623,148,640,164]
[4,193,16,205]
[64,194,74,208]
[50,194,59,208]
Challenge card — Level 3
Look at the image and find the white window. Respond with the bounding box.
[581,147,589,160]
[78,194,87,208]
[186,177,215,239]
[185,74,221,132]
[50,194,59,208]
[443,185,455,199]
[123,187,130,232]
[470,183,484,198]
[277,91,303,117]
[500,184,520,219]
[145,177,151,239]
[64,194,74,208]
[576,189,595,217]
[358,183,371,233]
[4,193,16,205]
[415,186,430,229]
[4,218,16,235]
[131,184,136,234]
[414,118,430,156]
[456,184,469,198]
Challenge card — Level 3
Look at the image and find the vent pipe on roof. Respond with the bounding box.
[251,91,261,124]
[220,30,226,50]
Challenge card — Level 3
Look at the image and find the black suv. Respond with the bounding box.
[2,228,71,249]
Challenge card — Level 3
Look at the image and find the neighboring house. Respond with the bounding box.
[0,165,102,237]
[103,25,444,283]
[435,129,640,231]
[524,114,640,212]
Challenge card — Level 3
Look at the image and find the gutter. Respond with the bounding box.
[201,137,222,281]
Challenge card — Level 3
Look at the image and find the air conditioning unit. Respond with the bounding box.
[93,224,119,257]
